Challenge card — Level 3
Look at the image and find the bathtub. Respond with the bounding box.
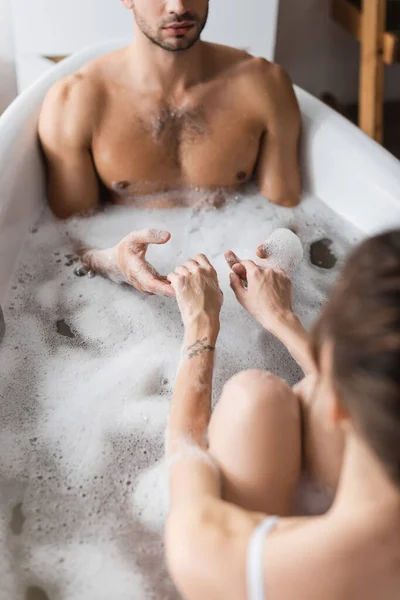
[1,39,400,598]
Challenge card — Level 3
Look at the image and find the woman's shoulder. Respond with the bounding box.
[168,496,329,600]
[170,499,390,600]
[264,514,400,600]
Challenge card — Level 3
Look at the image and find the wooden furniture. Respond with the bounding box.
[333,0,400,143]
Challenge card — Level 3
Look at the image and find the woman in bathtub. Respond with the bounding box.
[164,230,400,600]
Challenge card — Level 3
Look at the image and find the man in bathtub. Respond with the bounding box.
[38,0,301,297]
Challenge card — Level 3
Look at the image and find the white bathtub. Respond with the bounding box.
[1,39,400,311]
[1,39,400,599]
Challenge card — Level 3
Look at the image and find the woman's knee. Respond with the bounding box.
[212,369,298,426]
[209,370,302,514]
[226,369,292,404]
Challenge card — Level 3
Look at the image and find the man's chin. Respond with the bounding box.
[159,33,200,52]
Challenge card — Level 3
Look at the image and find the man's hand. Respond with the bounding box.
[80,228,175,297]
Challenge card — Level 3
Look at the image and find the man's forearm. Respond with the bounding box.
[78,246,123,282]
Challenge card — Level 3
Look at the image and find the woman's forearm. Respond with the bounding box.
[166,323,219,455]
[263,312,316,375]
[165,259,223,514]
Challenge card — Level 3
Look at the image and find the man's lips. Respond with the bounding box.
[163,22,195,34]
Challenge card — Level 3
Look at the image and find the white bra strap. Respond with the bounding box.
[246,516,279,600]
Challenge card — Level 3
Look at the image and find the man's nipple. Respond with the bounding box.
[112,180,131,192]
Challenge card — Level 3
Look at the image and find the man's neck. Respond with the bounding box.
[130,30,205,99]
[332,433,400,518]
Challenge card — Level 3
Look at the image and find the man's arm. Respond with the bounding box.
[39,76,175,295]
[38,75,100,219]
[255,62,301,207]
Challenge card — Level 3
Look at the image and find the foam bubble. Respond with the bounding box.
[261,228,304,277]
[132,461,169,531]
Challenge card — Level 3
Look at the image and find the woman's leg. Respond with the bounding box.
[295,375,345,494]
[208,370,302,516]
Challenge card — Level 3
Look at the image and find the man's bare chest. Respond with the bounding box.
[92,95,264,196]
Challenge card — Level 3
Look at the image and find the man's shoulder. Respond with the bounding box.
[45,72,98,109]
[204,41,253,75]
[205,41,251,62]
[39,71,97,147]
[39,47,128,132]
[238,55,297,113]
[205,42,292,89]
[39,49,127,146]
[41,49,119,113]
[242,56,293,91]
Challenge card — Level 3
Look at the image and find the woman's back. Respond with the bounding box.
[263,508,400,600]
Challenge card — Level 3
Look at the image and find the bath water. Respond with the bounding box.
[0,189,363,600]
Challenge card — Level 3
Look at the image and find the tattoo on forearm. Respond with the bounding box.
[186,337,215,359]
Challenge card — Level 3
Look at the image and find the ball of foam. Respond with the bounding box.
[261,228,304,277]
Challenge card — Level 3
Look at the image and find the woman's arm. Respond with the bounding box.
[263,311,316,376]
[165,254,223,497]
[165,255,266,600]
[166,320,221,505]
[227,257,316,375]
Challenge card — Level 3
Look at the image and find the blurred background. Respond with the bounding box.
[1,0,399,155]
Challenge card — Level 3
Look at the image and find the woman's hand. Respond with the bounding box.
[168,255,223,336]
[225,251,316,374]
[225,252,293,335]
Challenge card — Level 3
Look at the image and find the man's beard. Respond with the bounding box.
[133,7,208,52]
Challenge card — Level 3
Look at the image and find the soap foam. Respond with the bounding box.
[261,228,304,277]
[0,187,363,599]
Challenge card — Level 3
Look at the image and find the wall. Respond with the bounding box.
[9,0,400,102]
[203,0,279,58]
[0,0,17,113]
[10,0,279,90]
[11,0,133,56]
[10,0,133,89]
[10,0,279,57]
[275,0,400,104]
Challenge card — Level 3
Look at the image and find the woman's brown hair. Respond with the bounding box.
[311,230,400,485]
